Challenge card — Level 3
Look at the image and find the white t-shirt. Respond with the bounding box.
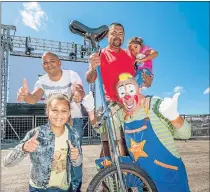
[34,70,83,118]
[70,102,82,118]
[34,70,82,99]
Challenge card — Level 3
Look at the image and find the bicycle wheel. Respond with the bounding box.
[87,163,157,192]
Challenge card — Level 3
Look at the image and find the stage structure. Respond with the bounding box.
[0,24,96,138]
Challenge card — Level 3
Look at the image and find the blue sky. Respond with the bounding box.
[2,2,209,115]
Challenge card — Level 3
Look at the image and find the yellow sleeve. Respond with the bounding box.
[173,120,192,139]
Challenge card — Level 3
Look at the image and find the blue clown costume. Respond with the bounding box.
[123,97,191,192]
[96,96,191,192]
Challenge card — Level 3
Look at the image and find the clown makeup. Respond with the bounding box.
[118,84,136,99]
[125,84,136,96]
[117,78,140,112]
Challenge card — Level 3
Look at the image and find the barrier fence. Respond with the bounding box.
[1,116,100,145]
[1,114,209,145]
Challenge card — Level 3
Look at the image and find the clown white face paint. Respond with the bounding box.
[117,81,140,112]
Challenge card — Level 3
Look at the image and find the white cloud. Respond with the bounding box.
[20,2,48,31]
[173,86,184,93]
[203,87,210,95]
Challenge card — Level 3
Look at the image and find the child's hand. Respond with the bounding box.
[67,140,79,160]
[82,91,95,112]
[136,53,145,60]
[22,130,39,153]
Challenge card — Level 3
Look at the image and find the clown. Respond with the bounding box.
[109,72,191,192]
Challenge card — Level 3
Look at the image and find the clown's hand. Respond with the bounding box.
[159,93,180,121]
[82,91,95,112]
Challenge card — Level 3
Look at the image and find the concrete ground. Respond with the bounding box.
[1,140,209,192]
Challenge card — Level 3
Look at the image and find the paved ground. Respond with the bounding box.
[1,140,209,192]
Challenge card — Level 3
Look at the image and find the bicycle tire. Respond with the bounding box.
[87,163,157,192]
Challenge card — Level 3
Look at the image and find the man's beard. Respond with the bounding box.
[112,38,122,47]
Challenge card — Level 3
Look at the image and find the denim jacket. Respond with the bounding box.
[3,122,83,191]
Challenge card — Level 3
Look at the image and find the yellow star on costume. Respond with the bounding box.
[101,159,112,167]
[128,139,148,161]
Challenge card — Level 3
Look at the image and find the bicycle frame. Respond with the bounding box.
[89,38,127,191]
[69,19,127,190]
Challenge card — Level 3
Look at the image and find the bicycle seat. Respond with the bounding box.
[69,20,108,42]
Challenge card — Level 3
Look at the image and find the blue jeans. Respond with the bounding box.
[29,185,68,192]
[71,118,83,192]
[72,118,84,145]
[135,68,153,87]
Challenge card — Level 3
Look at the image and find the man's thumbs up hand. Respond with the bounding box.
[17,78,29,102]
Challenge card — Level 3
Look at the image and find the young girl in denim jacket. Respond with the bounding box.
[4,94,82,192]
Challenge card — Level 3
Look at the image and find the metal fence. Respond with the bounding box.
[1,114,209,145]
[1,116,34,142]
[182,114,210,137]
[1,115,101,144]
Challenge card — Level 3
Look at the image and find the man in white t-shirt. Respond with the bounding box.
[35,69,82,100]
[17,51,94,192]
[17,51,94,125]
[17,52,83,103]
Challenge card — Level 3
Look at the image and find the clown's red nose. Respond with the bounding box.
[124,95,131,100]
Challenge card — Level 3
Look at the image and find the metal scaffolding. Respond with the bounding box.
[0,24,96,138]
[1,24,16,118]
[10,35,93,62]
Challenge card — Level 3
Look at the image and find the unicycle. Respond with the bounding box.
[69,20,157,192]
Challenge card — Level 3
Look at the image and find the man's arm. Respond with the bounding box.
[85,52,101,83]
[24,88,44,104]
[171,116,191,139]
[170,116,184,129]
[17,79,44,104]
[86,67,97,83]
